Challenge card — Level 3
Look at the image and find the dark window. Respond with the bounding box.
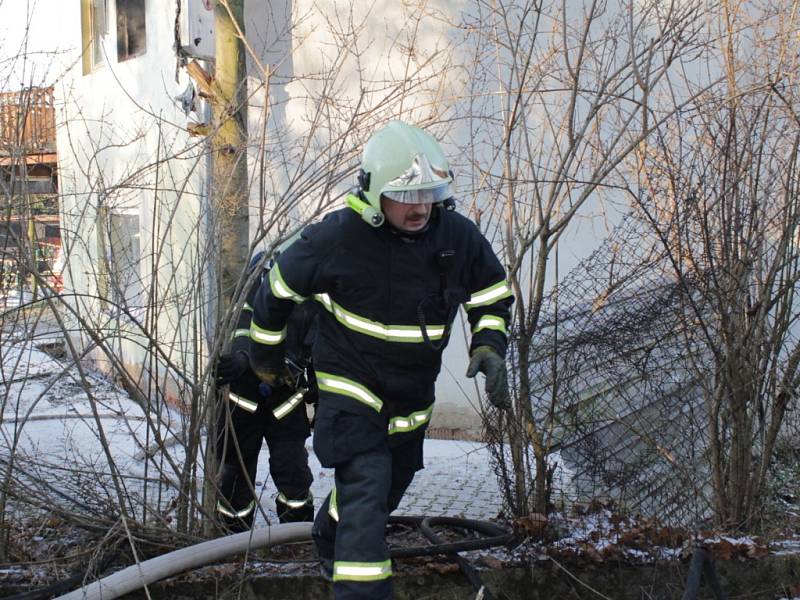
[116,0,146,62]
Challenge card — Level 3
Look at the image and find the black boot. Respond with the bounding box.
[312,499,335,581]
[276,492,314,523]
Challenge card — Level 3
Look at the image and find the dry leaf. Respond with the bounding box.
[514,513,548,539]
[479,556,504,569]
[428,562,460,575]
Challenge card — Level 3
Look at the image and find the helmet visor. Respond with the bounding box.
[381,153,453,204]
[382,184,454,205]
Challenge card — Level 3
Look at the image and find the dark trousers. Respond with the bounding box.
[217,388,312,528]
[312,405,424,600]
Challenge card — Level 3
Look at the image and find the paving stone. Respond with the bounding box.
[254,438,501,526]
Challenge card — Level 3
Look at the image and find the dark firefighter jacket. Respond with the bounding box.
[228,268,318,420]
[250,205,513,433]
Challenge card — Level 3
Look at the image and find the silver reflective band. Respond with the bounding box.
[243,302,253,312]
[333,560,392,582]
[269,263,307,303]
[472,315,507,334]
[277,492,312,508]
[216,499,255,519]
[250,322,287,345]
[383,153,450,194]
[229,393,258,413]
[328,487,339,522]
[231,328,250,339]
[317,372,383,412]
[272,391,304,419]
[465,280,513,309]
[388,404,433,434]
[381,184,453,205]
[314,293,445,342]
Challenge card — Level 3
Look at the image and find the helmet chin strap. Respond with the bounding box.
[346,188,385,227]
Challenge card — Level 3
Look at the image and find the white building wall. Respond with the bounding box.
[1,0,611,431]
[50,1,210,395]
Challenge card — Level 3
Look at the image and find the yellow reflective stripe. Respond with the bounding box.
[216,499,255,518]
[388,404,433,434]
[465,280,512,309]
[231,328,250,340]
[316,292,333,312]
[314,293,445,343]
[229,393,258,413]
[317,372,383,413]
[269,263,307,303]
[250,322,287,345]
[243,302,253,312]
[272,391,304,419]
[333,560,392,582]
[328,487,339,521]
[472,315,507,335]
[277,492,312,508]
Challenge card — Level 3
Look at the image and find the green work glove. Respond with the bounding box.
[466,346,511,410]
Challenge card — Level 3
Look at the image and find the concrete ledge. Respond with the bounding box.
[19,553,789,599]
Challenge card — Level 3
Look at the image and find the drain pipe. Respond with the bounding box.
[54,522,312,600]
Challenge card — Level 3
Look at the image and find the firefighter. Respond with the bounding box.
[215,251,317,531]
[249,121,513,599]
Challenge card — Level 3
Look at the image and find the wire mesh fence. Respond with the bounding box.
[488,210,800,528]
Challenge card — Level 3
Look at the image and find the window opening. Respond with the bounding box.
[116,0,147,62]
[80,0,107,74]
[108,211,141,308]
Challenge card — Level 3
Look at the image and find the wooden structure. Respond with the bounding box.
[0,87,61,294]
[0,86,57,165]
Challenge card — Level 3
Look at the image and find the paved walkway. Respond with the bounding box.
[255,438,503,524]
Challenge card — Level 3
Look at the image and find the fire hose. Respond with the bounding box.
[24,516,513,600]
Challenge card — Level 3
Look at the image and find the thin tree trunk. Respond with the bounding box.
[202,0,249,534]
[213,0,249,308]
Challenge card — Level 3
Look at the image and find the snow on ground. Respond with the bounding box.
[1,336,186,517]
[773,537,800,556]
[1,331,505,526]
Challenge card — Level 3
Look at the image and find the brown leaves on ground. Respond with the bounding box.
[478,555,504,569]
[426,561,461,575]
[512,513,548,539]
[617,522,688,550]
[486,497,782,571]
[539,504,771,566]
[695,535,770,560]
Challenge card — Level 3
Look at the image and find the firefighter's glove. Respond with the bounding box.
[216,351,249,387]
[466,346,511,410]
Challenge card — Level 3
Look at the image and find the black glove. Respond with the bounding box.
[466,346,511,410]
[216,351,249,386]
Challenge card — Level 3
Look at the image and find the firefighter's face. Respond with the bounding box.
[381,196,432,232]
